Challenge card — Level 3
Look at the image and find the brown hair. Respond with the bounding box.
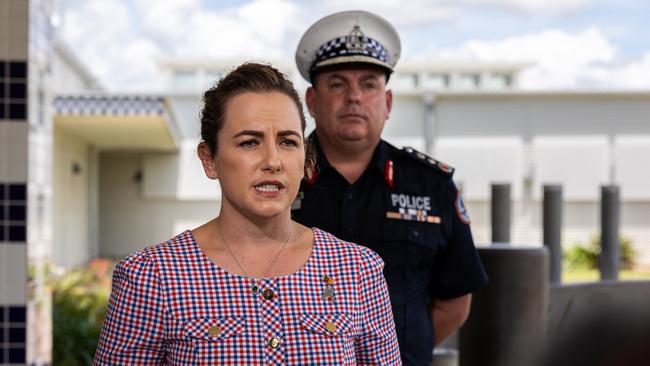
[200,62,307,157]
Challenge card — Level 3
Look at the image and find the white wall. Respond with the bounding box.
[434,137,524,200]
[384,95,426,138]
[99,152,220,258]
[143,140,221,201]
[434,95,650,137]
[615,135,650,200]
[52,125,93,267]
[52,47,97,94]
[532,136,609,201]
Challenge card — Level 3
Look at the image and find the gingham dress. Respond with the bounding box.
[94,228,401,365]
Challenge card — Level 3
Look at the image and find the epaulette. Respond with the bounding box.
[401,146,455,176]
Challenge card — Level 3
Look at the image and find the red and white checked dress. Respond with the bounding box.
[94,227,401,365]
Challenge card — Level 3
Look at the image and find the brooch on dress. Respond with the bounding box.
[321,275,335,302]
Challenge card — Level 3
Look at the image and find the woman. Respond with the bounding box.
[93,63,400,365]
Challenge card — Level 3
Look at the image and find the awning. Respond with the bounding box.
[53,94,180,152]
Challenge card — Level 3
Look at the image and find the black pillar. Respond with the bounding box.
[600,185,620,280]
[543,185,563,284]
[491,183,511,243]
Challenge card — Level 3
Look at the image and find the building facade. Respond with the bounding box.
[2,7,650,363]
[51,58,650,271]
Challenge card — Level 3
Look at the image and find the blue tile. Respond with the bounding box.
[0,61,6,78]
[0,103,5,119]
[0,206,4,220]
[0,307,4,322]
[0,225,5,241]
[8,307,25,323]
[8,185,25,201]
[8,225,26,241]
[0,81,5,98]
[9,347,26,363]
[0,348,4,363]
[8,103,26,120]
[9,62,27,79]
[9,327,25,343]
[0,326,4,342]
[9,205,25,221]
[0,185,5,200]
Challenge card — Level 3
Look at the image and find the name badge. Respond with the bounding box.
[386,193,440,223]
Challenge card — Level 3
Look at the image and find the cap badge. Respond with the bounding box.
[346,25,366,51]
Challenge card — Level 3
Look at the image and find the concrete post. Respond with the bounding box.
[459,245,549,366]
[491,183,511,243]
[543,185,563,284]
[600,185,620,280]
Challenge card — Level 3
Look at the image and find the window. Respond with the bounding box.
[421,73,450,90]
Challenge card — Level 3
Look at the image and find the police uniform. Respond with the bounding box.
[294,11,488,366]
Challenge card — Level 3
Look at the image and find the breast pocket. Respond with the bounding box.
[184,317,246,364]
[383,218,442,253]
[382,218,442,302]
[296,313,355,365]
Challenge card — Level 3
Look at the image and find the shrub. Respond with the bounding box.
[563,235,636,271]
[563,243,598,270]
[52,259,114,366]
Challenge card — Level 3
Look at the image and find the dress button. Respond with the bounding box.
[250,284,260,294]
[325,321,337,333]
[347,192,353,200]
[268,336,281,349]
[262,288,276,300]
[208,325,221,337]
[412,229,420,237]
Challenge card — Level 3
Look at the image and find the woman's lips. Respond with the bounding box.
[253,181,285,196]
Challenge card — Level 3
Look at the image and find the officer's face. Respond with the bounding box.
[306,67,392,151]
[199,91,305,220]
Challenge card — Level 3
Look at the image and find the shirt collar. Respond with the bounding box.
[309,133,390,175]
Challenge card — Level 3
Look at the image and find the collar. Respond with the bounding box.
[309,133,391,176]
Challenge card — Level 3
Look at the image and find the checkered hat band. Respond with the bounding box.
[313,35,388,69]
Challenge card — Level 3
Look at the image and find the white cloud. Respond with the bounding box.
[321,0,460,26]
[462,0,590,14]
[421,27,650,89]
[59,0,302,91]
[606,52,650,89]
[58,1,649,91]
[61,0,164,91]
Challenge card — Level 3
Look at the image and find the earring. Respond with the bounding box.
[210,174,217,179]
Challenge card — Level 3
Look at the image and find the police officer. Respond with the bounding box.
[292,11,488,366]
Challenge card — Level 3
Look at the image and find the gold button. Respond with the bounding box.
[262,288,276,300]
[208,325,221,337]
[268,336,281,349]
[325,321,337,333]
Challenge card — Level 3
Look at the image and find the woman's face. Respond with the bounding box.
[201,91,305,221]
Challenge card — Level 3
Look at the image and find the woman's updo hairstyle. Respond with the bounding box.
[200,62,307,157]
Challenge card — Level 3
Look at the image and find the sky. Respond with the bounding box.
[55,0,650,92]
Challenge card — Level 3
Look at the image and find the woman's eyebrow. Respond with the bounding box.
[278,130,301,138]
[233,130,264,138]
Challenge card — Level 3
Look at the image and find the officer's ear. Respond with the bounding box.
[385,88,393,116]
[306,86,316,117]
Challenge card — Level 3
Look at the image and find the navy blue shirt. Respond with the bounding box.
[292,137,488,366]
